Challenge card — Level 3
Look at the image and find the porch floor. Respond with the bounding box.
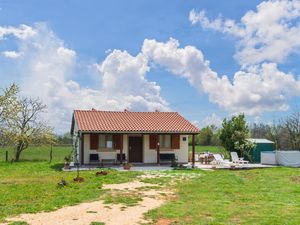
[194,162,276,170]
[63,162,276,171]
[64,163,173,172]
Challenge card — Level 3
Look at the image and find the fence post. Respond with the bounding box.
[5,151,8,162]
[49,144,53,163]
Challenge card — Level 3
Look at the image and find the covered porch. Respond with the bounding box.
[77,133,197,166]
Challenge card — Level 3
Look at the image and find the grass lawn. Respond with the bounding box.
[0,146,142,222]
[146,168,300,224]
[0,146,300,224]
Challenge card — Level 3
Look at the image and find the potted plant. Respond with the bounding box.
[64,155,71,170]
[123,163,132,170]
[171,158,178,168]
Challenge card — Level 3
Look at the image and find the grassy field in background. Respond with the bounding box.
[0,146,72,162]
[188,145,225,153]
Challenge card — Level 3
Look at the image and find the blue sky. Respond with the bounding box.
[1,0,300,133]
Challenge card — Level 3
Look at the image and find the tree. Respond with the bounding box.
[0,84,19,146]
[197,126,213,145]
[250,123,269,139]
[56,132,73,144]
[3,95,56,161]
[283,109,300,149]
[219,114,254,158]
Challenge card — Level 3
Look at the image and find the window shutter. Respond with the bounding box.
[171,134,180,149]
[113,134,122,149]
[90,134,99,150]
[149,134,158,149]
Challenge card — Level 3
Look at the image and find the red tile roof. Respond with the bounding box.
[73,110,200,134]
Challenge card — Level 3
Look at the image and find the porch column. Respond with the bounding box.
[80,133,84,165]
[192,134,195,168]
[156,135,160,164]
[120,134,123,164]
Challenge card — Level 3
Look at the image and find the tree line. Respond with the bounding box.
[191,111,300,151]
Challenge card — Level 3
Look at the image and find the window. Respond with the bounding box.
[99,134,113,149]
[99,135,106,148]
[159,135,171,148]
[106,134,113,148]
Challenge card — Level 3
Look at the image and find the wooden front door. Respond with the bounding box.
[128,136,143,163]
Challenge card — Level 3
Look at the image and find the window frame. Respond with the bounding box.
[159,134,171,149]
[98,134,114,149]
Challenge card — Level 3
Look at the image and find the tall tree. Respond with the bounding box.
[1,85,56,161]
[197,126,213,145]
[6,97,56,161]
[219,114,254,158]
[0,84,19,146]
[283,110,300,149]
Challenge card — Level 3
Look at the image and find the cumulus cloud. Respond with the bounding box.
[2,51,23,59]
[0,23,169,132]
[96,50,168,111]
[142,38,300,115]
[190,0,300,67]
[202,113,222,127]
[3,2,300,132]
[0,24,36,40]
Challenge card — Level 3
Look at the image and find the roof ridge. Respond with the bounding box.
[74,110,178,113]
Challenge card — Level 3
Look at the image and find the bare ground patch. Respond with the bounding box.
[3,176,171,225]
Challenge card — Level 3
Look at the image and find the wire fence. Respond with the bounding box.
[0,144,73,163]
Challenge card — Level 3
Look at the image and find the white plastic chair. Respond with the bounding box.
[230,152,249,165]
[213,154,231,165]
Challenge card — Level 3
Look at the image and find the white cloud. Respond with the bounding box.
[3,8,300,132]
[190,0,300,67]
[142,38,300,115]
[2,51,23,59]
[191,120,200,128]
[97,49,168,112]
[202,113,223,127]
[0,23,169,132]
[0,24,36,40]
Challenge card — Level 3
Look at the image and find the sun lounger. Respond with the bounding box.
[213,154,231,165]
[230,152,249,165]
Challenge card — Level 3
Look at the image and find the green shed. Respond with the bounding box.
[248,139,275,163]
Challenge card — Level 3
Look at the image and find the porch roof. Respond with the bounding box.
[72,110,200,134]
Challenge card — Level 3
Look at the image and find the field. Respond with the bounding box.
[188,145,225,154]
[0,145,72,162]
[0,146,300,224]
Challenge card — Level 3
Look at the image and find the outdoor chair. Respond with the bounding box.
[230,152,249,166]
[213,154,231,166]
[89,154,100,165]
[117,153,126,163]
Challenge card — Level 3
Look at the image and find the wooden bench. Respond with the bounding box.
[160,153,176,162]
[101,158,116,165]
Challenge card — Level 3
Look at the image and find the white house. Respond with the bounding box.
[70,109,200,165]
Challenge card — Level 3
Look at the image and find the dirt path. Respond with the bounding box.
[3,179,171,225]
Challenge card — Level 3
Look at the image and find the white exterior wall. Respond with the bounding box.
[81,133,189,164]
[143,134,189,163]
[82,134,129,164]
